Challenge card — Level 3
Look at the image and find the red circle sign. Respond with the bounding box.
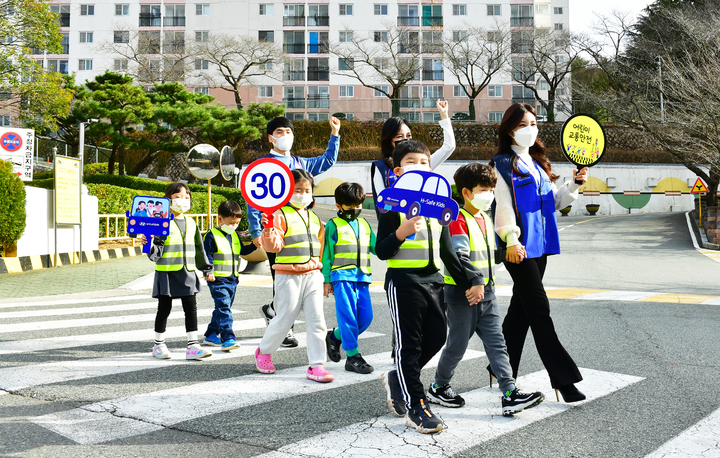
[0,132,22,152]
[240,158,295,213]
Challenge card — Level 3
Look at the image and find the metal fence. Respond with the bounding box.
[35,135,112,166]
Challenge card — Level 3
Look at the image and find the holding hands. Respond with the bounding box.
[465,284,485,306]
[436,100,449,120]
[323,283,334,297]
[505,244,527,264]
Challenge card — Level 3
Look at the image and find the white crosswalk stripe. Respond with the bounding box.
[645,406,720,457]
[0,294,152,309]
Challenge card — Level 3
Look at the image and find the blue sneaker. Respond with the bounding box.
[203,334,221,346]
[221,338,239,351]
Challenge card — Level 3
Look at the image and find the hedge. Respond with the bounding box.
[0,159,27,253]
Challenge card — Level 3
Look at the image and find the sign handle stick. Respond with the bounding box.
[575,166,584,185]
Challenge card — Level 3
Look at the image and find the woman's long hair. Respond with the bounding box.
[492,103,558,181]
[380,117,410,169]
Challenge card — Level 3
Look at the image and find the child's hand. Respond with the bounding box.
[324,283,334,297]
[330,116,341,136]
[396,215,423,241]
[436,99,449,120]
[505,244,526,264]
[205,273,215,282]
[465,284,485,305]
[261,212,272,229]
[140,234,152,245]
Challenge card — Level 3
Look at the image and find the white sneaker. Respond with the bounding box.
[152,343,171,359]
[186,343,212,360]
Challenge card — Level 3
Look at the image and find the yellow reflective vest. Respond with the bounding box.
[207,227,242,277]
[387,215,442,270]
[444,208,495,286]
[155,217,197,272]
[331,217,372,274]
[275,206,322,265]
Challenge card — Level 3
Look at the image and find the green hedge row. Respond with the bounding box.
[0,160,27,252]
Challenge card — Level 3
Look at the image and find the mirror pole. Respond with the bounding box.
[208,179,212,231]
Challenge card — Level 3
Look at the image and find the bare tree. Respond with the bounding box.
[191,33,282,109]
[331,22,425,117]
[97,28,192,84]
[443,23,509,121]
[509,28,578,122]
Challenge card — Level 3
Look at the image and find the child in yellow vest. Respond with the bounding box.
[256,169,333,382]
[142,182,213,361]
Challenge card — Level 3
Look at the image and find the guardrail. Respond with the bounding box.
[99,213,219,241]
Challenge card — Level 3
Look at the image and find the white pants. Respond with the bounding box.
[259,270,327,367]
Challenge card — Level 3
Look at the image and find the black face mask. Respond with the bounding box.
[339,208,362,221]
[394,138,410,147]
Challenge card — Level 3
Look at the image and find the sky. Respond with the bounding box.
[569,0,655,36]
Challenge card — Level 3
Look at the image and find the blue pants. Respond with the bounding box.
[204,281,237,341]
[333,280,373,352]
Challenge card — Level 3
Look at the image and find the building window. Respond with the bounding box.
[194,87,209,95]
[78,59,93,70]
[373,112,389,120]
[284,86,305,109]
[339,4,353,15]
[401,112,420,122]
[537,79,550,91]
[339,31,353,42]
[453,30,467,42]
[554,23,563,31]
[258,31,274,42]
[114,59,128,71]
[307,113,329,122]
[422,85,443,107]
[536,3,549,15]
[488,112,503,122]
[259,4,273,15]
[196,31,209,42]
[196,4,209,16]
[511,5,534,27]
[60,32,69,54]
[164,5,185,26]
[453,85,466,97]
[374,85,388,97]
[554,7,563,15]
[422,5,442,27]
[487,4,501,16]
[453,5,466,16]
[338,58,354,71]
[79,32,93,43]
[259,86,273,98]
[308,4,329,26]
[0,115,11,126]
[80,4,94,16]
[374,4,387,15]
[423,112,441,123]
[374,31,388,43]
[115,4,129,16]
[195,59,209,70]
[339,86,354,97]
[47,59,69,74]
[488,85,503,97]
[163,31,185,53]
[308,86,329,109]
[286,113,305,121]
[114,31,130,43]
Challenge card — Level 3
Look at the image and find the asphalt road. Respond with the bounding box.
[1,210,719,457]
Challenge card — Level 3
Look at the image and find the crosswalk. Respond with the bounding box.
[2,289,720,456]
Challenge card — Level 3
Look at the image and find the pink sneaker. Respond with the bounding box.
[307,365,334,383]
[255,347,275,374]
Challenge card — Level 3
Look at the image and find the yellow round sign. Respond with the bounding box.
[560,114,606,167]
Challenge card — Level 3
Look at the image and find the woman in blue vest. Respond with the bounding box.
[491,103,588,403]
[370,100,456,218]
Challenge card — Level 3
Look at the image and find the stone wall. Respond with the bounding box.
[703,206,720,245]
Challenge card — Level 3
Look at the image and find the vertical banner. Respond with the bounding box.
[0,127,35,181]
[55,156,81,225]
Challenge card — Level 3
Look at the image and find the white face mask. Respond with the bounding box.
[271,133,294,152]
[401,163,431,174]
[290,192,313,208]
[512,125,538,148]
[469,191,494,211]
[220,223,239,233]
[170,198,191,213]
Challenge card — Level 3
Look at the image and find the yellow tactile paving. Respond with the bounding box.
[640,294,716,304]
[546,288,604,299]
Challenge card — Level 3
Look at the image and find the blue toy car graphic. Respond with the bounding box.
[376,170,459,226]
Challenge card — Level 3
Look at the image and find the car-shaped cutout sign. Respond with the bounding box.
[376,170,459,226]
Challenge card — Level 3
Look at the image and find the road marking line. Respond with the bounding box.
[0,294,152,309]
[571,290,660,301]
[30,345,471,445]
[0,308,246,334]
[545,288,604,299]
[640,294,715,304]
[259,368,644,458]
[0,327,357,391]
[0,318,270,355]
[701,297,720,305]
[645,406,720,457]
[0,302,158,319]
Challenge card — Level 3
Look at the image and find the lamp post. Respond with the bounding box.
[657,56,665,124]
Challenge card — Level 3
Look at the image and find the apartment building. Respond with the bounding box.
[31,0,571,123]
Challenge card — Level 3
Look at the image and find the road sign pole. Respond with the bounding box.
[699,194,702,227]
[207,179,212,231]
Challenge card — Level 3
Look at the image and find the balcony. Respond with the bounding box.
[283,43,305,54]
[307,66,329,81]
[283,97,305,108]
[421,44,443,54]
[283,70,305,81]
[163,16,186,26]
[307,94,329,108]
[60,44,69,54]
[398,43,420,54]
[283,16,305,27]
[511,98,535,108]
[307,43,329,54]
[58,13,70,27]
[307,15,329,27]
[139,14,162,27]
[422,70,444,80]
[30,47,44,55]
[397,16,420,26]
[399,98,421,108]
[422,16,443,27]
[510,17,534,27]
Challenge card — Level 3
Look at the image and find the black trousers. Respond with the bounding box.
[387,279,447,409]
[502,256,582,388]
[155,295,198,333]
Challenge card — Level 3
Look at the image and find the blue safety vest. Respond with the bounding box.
[493,154,560,259]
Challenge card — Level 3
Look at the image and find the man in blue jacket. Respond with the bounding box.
[249,115,341,347]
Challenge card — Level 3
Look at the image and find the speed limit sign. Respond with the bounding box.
[240,158,295,228]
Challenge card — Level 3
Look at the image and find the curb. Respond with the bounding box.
[0,247,144,274]
[690,210,720,250]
